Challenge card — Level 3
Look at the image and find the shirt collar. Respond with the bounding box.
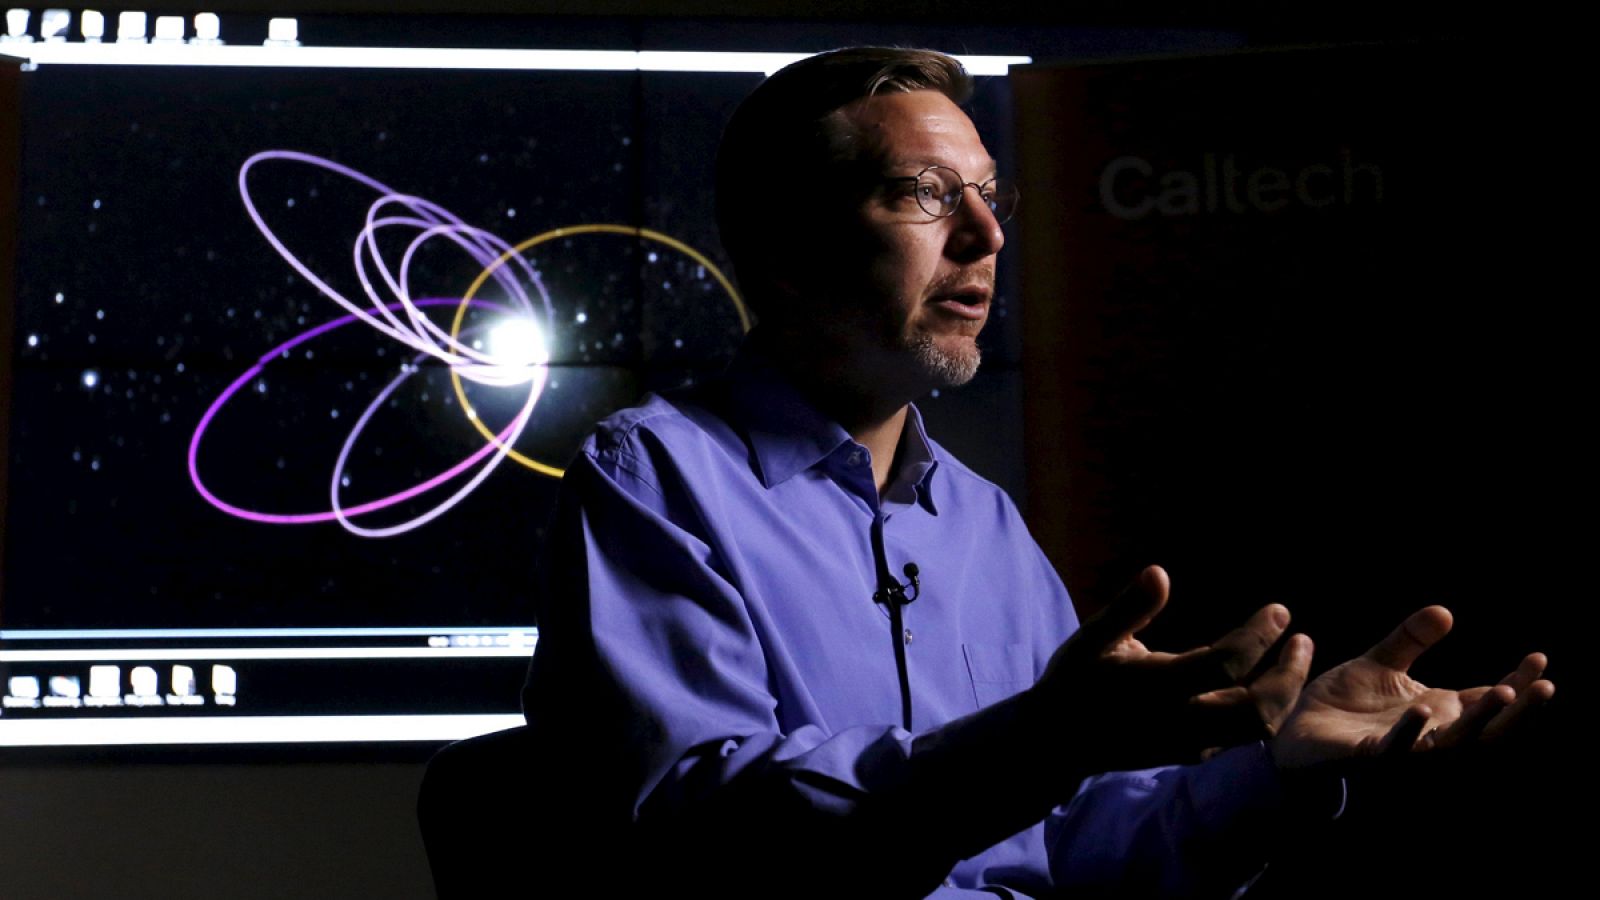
[720,336,941,515]
[884,404,940,516]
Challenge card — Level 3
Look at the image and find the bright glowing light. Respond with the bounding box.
[0,713,524,746]
[453,223,745,472]
[954,55,1031,77]
[81,369,99,388]
[16,44,1031,75]
[639,50,802,75]
[0,625,536,639]
[80,10,103,41]
[487,316,550,368]
[0,645,534,662]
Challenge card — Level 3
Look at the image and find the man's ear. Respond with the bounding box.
[766,271,802,303]
[747,243,808,314]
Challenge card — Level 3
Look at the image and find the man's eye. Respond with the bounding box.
[915,182,937,200]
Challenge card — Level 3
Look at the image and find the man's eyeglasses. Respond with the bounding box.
[884,165,1020,224]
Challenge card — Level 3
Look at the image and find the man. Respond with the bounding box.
[522,48,1552,897]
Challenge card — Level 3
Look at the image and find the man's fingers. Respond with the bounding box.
[1185,685,1276,747]
[1477,654,1553,742]
[1432,684,1513,750]
[1363,606,1453,672]
[1187,634,1311,710]
[1186,635,1311,744]
[1076,565,1170,655]
[1248,633,1314,731]
[1189,685,1250,708]
[1377,704,1432,755]
[1499,653,1548,694]
[1481,677,1556,742]
[1039,567,1168,696]
[1160,604,1291,698]
[1212,605,1293,681]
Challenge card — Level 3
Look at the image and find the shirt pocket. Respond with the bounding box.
[961,642,1034,710]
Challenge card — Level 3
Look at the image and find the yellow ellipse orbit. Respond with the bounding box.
[449,224,750,478]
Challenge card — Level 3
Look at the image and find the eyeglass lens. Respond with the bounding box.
[916,166,1018,223]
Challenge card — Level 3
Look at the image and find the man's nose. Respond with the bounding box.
[946,185,1005,260]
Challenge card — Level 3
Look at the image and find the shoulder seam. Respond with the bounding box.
[587,420,673,501]
[594,447,666,501]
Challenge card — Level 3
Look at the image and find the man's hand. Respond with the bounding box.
[1270,606,1555,771]
[1034,565,1312,773]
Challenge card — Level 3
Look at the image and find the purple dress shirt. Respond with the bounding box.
[523,345,1292,898]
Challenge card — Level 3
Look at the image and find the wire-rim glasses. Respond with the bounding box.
[884,165,1020,224]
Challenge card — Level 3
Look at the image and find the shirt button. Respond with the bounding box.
[903,628,914,646]
[848,449,865,467]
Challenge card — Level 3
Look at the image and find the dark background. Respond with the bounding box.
[1014,42,1582,898]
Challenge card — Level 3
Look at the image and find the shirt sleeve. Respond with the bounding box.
[1047,743,1287,898]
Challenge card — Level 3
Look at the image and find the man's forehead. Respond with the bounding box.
[882,153,1000,177]
[838,90,994,173]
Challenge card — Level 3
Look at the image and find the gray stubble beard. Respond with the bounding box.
[908,331,981,388]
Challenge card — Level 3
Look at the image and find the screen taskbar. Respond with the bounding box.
[8,42,1030,75]
[0,626,536,746]
[0,713,527,746]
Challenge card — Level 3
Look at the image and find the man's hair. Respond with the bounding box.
[714,47,974,318]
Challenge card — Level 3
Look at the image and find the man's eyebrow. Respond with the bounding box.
[883,157,1000,179]
[880,158,925,174]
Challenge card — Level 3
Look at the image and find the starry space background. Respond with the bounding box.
[3,64,1024,630]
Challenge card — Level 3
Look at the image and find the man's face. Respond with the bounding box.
[797,89,1005,395]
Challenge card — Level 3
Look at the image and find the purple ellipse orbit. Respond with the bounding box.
[389,219,544,377]
[197,150,561,534]
[354,211,533,364]
[329,347,545,538]
[241,150,554,368]
[241,152,424,349]
[186,298,532,526]
[359,193,552,356]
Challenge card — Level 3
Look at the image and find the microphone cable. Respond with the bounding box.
[870,513,920,731]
